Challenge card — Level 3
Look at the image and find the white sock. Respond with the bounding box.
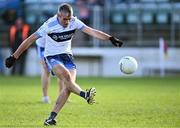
[42,96,50,103]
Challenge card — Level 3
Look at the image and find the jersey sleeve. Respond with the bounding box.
[75,18,87,30]
[34,21,48,38]
[36,36,45,47]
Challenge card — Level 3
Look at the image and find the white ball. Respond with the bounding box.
[119,56,138,74]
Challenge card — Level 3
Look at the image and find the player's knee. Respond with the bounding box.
[63,71,71,82]
[64,87,70,94]
[60,85,69,93]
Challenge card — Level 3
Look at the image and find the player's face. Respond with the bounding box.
[58,12,71,28]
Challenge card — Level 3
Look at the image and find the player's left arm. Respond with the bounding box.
[82,26,123,47]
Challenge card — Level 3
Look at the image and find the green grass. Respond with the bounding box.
[0,76,180,128]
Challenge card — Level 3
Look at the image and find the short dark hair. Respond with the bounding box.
[58,3,73,17]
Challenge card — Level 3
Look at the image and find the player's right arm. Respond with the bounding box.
[5,33,38,68]
[5,18,48,68]
[13,33,38,59]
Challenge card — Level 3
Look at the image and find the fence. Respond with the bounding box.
[0,1,180,47]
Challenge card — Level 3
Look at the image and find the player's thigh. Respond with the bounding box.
[69,69,76,82]
[53,64,71,81]
[58,69,76,90]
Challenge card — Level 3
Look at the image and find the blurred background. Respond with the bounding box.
[0,0,180,77]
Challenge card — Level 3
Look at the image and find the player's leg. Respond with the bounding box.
[64,69,76,103]
[67,69,96,104]
[44,64,71,126]
[58,69,76,91]
[67,69,77,101]
[37,46,51,103]
[44,55,96,125]
[58,77,72,103]
[40,59,51,103]
[44,64,96,125]
[56,69,76,106]
[53,64,82,95]
[50,64,96,111]
[48,54,95,99]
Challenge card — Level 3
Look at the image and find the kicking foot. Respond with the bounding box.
[44,119,56,126]
[86,87,96,105]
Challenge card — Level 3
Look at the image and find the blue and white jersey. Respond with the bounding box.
[35,15,86,57]
[36,37,45,48]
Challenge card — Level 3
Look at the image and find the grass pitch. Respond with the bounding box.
[0,76,180,128]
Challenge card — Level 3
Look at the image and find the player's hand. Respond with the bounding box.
[5,55,16,68]
[109,36,123,47]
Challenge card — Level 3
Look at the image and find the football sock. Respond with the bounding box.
[44,96,49,99]
[80,91,86,99]
[48,112,57,120]
[44,96,49,100]
[43,96,50,103]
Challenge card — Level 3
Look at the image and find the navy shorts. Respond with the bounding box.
[45,54,76,73]
[37,46,45,59]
